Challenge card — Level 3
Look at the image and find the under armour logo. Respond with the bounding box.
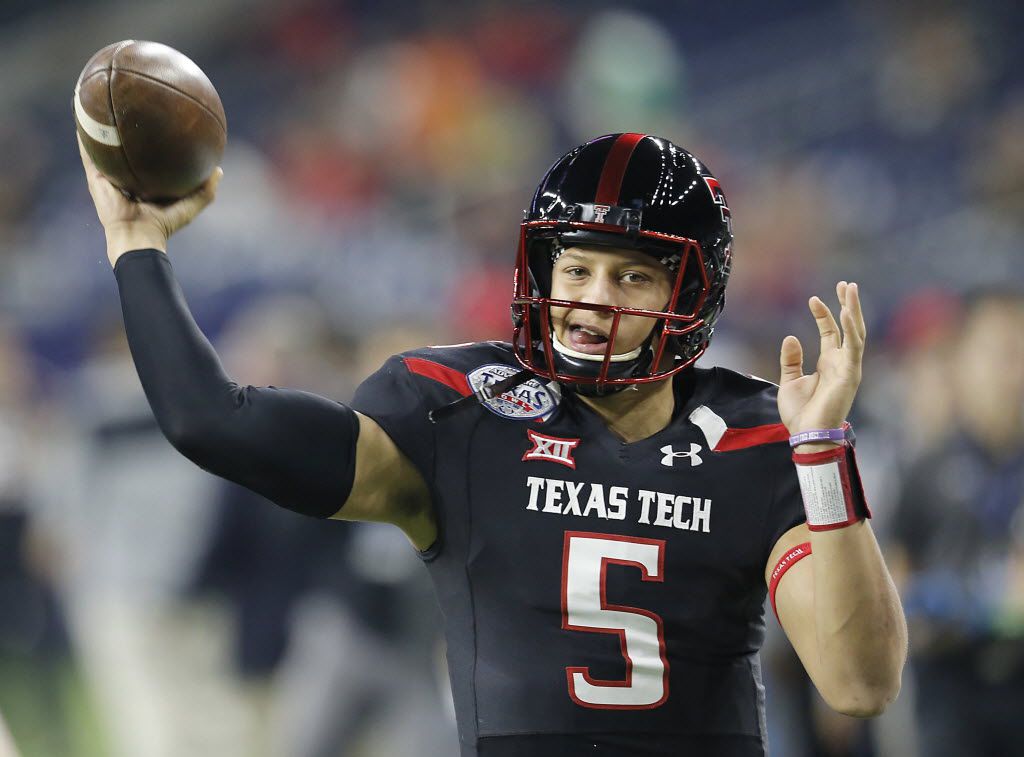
[593,204,611,224]
[660,443,703,467]
[523,429,581,469]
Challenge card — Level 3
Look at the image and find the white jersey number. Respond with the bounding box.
[561,531,669,709]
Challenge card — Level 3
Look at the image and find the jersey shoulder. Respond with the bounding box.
[401,340,518,374]
[392,340,519,398]
[396,341,562,423]
[689,367,789,453]
[703,367,782,425]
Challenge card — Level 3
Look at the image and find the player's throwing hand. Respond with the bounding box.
[77,132,222,265]
[777,281,866,436]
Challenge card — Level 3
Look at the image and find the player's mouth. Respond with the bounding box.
[566,323,611,355]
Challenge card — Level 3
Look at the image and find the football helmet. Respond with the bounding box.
[511,133,733,394]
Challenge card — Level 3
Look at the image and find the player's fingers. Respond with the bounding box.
[840,283,865,368]
[77,132,130,217]
[76,133,107,185]
[76,132,93,171]
[779,335,803,385]
[76,133,100,195]
[186,167,222,208]
[204,167,224,200]
[809,295,841,352]
[847,281,866,342]
[162,168,223,233]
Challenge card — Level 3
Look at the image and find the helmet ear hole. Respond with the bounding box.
[527,238,555,297]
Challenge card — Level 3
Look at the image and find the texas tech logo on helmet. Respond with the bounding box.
[703,177,732,232]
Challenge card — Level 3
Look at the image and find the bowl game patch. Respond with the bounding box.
[466,364,560,422]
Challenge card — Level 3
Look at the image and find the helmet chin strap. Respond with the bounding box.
[550,332,643,362]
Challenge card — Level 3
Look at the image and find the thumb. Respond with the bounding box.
[779,335,803,385]
[161,167,223,236]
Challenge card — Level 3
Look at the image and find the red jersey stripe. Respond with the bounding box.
[714,422,790,452]
[403,356,472,397]
[594,133,645,205]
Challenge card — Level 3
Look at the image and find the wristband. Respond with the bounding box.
[789,421,853,448]
[792,442,871,531]
[789,428,845,447]
[769,542,812,619]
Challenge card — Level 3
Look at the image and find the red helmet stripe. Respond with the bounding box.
[593,133,645,205]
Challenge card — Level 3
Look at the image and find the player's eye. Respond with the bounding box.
[563,266,588,278]
[622,271,651,285]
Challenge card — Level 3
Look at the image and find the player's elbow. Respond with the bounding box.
[823,677,901,718]
[164,419,218,462]
[162,411,236,467]
[156,388,241,460]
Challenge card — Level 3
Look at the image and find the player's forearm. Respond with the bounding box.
[114,248,238,441]
[113,247,358,517]
[810,520,907,716]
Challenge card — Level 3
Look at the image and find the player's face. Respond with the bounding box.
[549,245,674,356]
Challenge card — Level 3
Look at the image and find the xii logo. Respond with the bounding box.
[523,430,581,469]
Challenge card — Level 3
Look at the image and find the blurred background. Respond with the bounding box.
[1,0,1023,754]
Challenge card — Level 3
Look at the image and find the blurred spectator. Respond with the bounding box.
[890,288,1024,756]
[873,8,987,136]
[188,300,457,757]
[0,319,100,756]
[882,287,962,459]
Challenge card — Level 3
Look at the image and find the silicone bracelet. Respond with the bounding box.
[789,428,846,447]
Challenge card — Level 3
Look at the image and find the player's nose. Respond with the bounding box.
[577,272,623,309]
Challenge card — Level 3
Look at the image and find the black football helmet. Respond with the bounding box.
[511,133,733,394]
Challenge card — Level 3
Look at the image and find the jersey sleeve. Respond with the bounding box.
[113,248,359,519]
[350,355,436,487]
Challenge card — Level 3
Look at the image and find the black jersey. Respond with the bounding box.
[351,341,805,756]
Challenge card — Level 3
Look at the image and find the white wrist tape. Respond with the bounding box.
[792,444,871,531]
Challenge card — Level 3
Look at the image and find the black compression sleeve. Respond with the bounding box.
[113,248,358,518]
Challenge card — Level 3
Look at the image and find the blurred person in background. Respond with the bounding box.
[27,316,257,757]
[77,128,906,757]
[189,301,456,757]
[890,288,1024,757]
[879,288,962,462]
[0,320,98,756]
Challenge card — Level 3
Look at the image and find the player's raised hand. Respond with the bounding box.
[777,281,865,435]
[78,133,222,264]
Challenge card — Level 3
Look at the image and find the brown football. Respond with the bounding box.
[74,40,227,202]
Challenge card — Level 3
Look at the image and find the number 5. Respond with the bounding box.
[561,531,669,709]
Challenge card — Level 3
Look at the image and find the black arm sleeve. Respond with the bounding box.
[113,248,357,518]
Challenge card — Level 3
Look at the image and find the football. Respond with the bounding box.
[73,40,226,202]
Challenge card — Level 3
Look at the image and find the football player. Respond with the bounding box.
[79,132,907,756]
